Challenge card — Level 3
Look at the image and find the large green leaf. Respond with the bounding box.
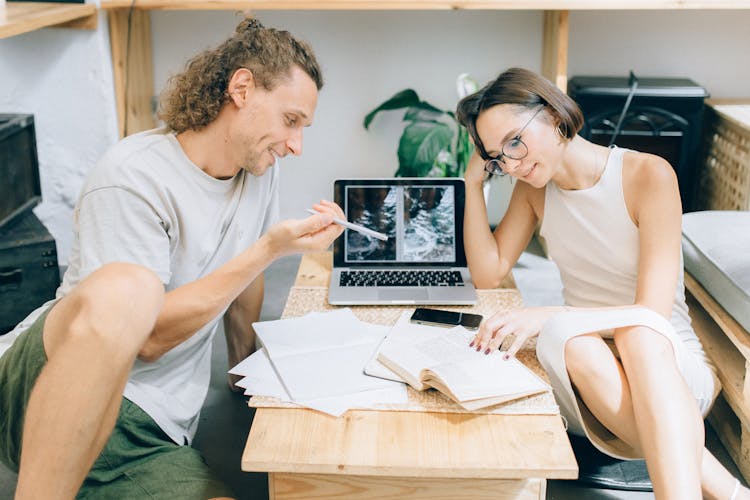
[363,89,444,129]
[403,107,447,124]
[396,121,453,177]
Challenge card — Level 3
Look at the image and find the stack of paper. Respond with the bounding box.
[229,309,407,416]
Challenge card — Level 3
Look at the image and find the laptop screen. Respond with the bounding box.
[333,178,467,268]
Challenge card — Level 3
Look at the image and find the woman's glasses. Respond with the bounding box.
[484,106,544,176]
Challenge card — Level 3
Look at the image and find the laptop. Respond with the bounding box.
[328,178,477,306]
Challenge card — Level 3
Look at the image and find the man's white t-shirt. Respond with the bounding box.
[0,128,280,444]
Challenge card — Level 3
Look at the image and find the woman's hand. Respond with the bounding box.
[470,306,566,358]
[464,152,487,187]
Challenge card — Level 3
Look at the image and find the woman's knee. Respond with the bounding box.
[564,335,616,381]
[614,326,675,370]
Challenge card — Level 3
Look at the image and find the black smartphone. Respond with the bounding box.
[410,308,483,330]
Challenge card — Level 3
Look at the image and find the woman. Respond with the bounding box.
[456,67,746,500]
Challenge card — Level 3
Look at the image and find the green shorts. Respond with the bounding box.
[0,307,234,499]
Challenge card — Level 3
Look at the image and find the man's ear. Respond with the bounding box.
[227,68,255,107]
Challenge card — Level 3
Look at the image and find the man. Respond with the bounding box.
[0,18,343,499]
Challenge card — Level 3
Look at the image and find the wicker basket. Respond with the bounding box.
[698,101,750,211]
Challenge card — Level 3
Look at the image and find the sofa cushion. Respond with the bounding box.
[682,211,750,333]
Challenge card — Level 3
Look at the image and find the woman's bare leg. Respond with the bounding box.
[565,330,747,500]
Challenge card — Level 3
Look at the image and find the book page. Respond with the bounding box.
[379,326,549,408]
[369,310,459,384]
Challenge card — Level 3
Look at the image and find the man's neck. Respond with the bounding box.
[176,114,238,180]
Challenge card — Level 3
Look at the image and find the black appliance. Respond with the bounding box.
[0,212,59,334]
[568,75,709,212]
[0,114,41,229]
[0,114,60,334]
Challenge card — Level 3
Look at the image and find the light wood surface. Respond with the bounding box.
[242,252,577,499]
[541,10,568,93]
[0,1,97,39]
[268,473,546,499]
[98,0,750,10]
[295,250,516,289]
[243,408,577,479]
[685,271,750,482]
[685,273,750,360]
[108,8,156,138]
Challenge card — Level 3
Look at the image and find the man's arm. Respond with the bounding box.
[224,274,264,391]
[138,206,344,362]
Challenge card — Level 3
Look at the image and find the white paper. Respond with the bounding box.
[232,349,290,400]
[248,309,402,402]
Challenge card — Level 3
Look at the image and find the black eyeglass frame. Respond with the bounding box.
[483,105,545,177]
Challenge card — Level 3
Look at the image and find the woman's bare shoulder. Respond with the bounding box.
[622,150,678,190]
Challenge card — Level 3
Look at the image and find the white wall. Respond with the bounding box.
[0,11,118,263]
[2,9,749,264]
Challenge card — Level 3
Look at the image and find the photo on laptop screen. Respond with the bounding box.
[344,185,456,264]
[330,178,475,305]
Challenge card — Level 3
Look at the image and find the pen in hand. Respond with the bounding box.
[306,208,389,241]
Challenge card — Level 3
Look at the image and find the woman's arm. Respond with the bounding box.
[625,152,684,318]
[471,152,683,356]
[463,153,539,288]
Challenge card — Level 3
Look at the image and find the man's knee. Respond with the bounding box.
[45,263,164,358]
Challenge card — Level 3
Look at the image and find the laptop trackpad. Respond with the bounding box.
[378,289,428,301]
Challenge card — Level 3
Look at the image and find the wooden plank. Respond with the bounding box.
[685,272,750,360]
[243,408,578,479]
[295,251,517,289]
[0,2,96,39]
[708,394,750,482]
[99,0,750,11]
[269,473,545,500]
[686,293,750,428]
[541,10,568,92]
[108,8,155,138]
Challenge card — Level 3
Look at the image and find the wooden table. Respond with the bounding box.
[241,252,577,500]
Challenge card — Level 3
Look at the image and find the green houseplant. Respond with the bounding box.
[363,75,478,178]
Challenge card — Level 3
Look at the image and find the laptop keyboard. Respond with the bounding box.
[339,270,465,287]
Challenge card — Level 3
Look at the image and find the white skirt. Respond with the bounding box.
[536,307,720,460]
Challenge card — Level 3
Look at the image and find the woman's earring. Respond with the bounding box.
[557,125,566,138]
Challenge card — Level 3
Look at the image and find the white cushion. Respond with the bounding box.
[682,211,750,333]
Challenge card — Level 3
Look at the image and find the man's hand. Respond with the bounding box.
[469,306,566,358]
[262,199,345,258]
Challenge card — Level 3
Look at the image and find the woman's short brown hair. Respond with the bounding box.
[456,67,583,160]
[158,17,323,133]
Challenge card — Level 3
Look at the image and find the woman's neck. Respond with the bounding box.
[553,136,608,191]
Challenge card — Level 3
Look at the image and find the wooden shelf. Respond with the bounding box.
[99,0,750,10]
[0,2,97,39]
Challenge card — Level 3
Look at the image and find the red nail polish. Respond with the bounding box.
[503,354,510,360]
[469,342,474,348]
[484,348,490,355]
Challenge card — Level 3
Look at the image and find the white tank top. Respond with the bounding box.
[539,146,706,357]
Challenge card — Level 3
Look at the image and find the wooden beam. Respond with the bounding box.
[108,8,155,138]
[98,0,750,10]
[541,10,568,92]
[0,2,97,39]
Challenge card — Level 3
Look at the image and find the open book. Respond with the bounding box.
[376,313,550,411]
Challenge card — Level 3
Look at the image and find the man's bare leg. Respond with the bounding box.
[15,263,164,499]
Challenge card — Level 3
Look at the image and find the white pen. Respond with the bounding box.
[306,208,389,241]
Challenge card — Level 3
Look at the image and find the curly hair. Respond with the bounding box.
[456,67,583,161]
[158,18,323,133]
